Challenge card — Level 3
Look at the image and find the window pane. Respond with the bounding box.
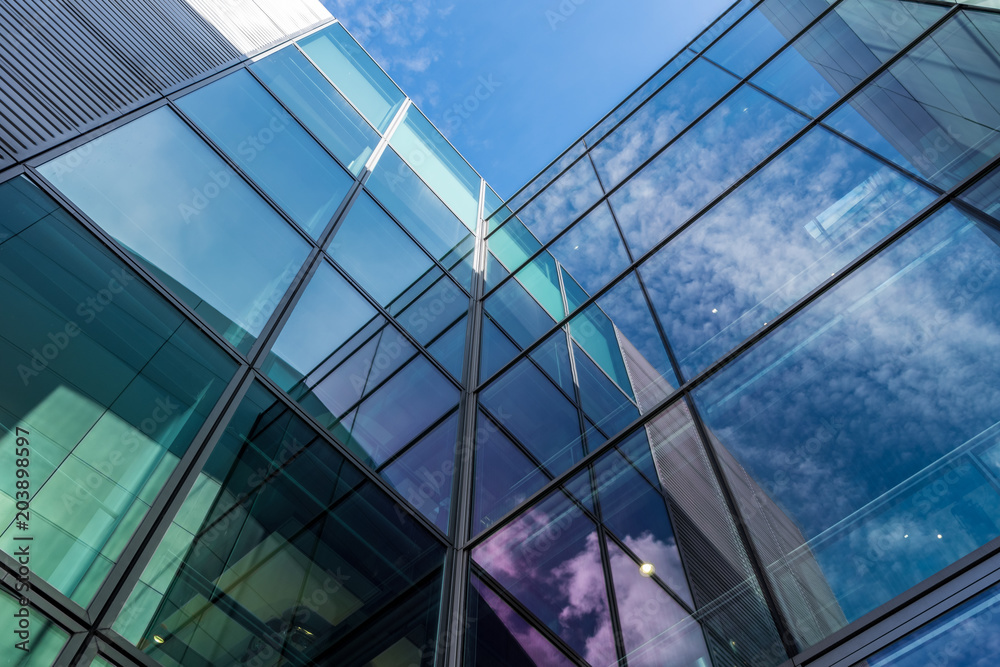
[512,156,604,245]
[691,0,759,51]
[0,588,69,664]
[176,69,354,239]
[824,11,1000,189]
[484,276,555,349]
[611,84,807,257]
[297,23,405,132]
[427,313,468,381]
[752,0,946,116]
[642,126,935,378]
[0,177,236,607]
[549,202,630,296]
[590,58,739,187]
[390,106,481,229]
[487,216,542,277]
[251,45,379,175]
[38,107,311,354]
[504,140,586,216]
[693,205,1000,646]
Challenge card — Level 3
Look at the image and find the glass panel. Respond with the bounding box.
[574,342,640,441]
[504,140,586,216]
[329,192,434,307]
[484,277,555,349]
[512,156,604,245]
[487,216,542,277]
[479,314,519,384]
[473,489,617,664]
[606,539,709,667]
[643,126,935,378]
[590,58,739,187]
[483,184,505,219]
[480,357,583,478]
[427,314,468,381]
[611,84,807,258]
[112,381,444,664]
[530,331,575,397]
[693,205,1000,647]
[485,252,510,292]
[692,0,760,51]
[473,411,551,535]
[176,69,354,239]
[380,412,458,534]
[38,107,311,354]
[508,253,564,321]
[752,0,946,117]
[548,202,631,296]
[389,106,481,229]
[0,177,236,606]
[297,23,405,132]
[395,271,468,346]
[584,49,697,148]
[961,162,1000,219]
[251,45,379,175]
[466,574,576,667]
[366,147,475,287]
[705,0,830,77]
[824,11,1000,189]
[0,588,70,663]
[864,580,1000,667]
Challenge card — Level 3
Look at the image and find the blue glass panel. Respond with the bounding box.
[483,184,505,219]
[251,45,379,174]
[705,0,829,77]
[611,84,807,257]
[752,0,945,116]
[565,467,595,513]
[692,0,759,51]
[505,140,586,215]
[562,268,589,313]
[574,342,639,439]
[584,49,697,147]
[606,539,708,666]
[38,107,311,354]
[329,192,433,306]
[643,126,935,378]
[693,205,1000,639]
[824,12,1000,189]
[590,58,739,187]
[484,277,555,349]
[427,313,468,381]
[530,331,575,397]
[380,412,458,534]
[479,315,519,384]
[549,202,630,296]
[617,429,660,490]
[473,411,551,534]
[396,273,468,348]
[473,490,617,664]
[176,69,353,239]
[514,157,604,244]
[961,163,1000,220]
[485,252,510,292]
[480,357,583,476]
[389,106,481,229]
[297,23,405,132]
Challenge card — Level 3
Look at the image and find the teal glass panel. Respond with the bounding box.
[693,205,1000,646]
[389,106,481,229]
[0,589,69,664]
[569,302,634,399]
[824,11,1000,189]
[484,277,555,349]
[251,45,379,175]
[561,268,589,313]
[606,539,708,666]
[611,84,807,258]
[549,202,630,296]
[752,0,946,117]
[573,342,639,439]
[427,313,468,381]
[705,0,830,77]
[479,315,519,384]
[514,156,604,244]
[508,253,564,321]
[112,381,444,664]
[487,216,542,276]
[176,69,353,239]
[466,574,576,667]
[329,192,434,306]
[380,411,458,534]
[865,581,1000,667]
[480,357,583,477]
[0,177,236,607]
[38,107,311,354]
[590,58,739,187]
[473,489,617,664]
[473,411,550,535]
[691,0,759,51]
[366,148,475,287]
[643,126,935,378]
[584,49,697,148]
[297,23,405,132]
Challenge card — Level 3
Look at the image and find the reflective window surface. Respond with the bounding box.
[691,0,759,51]
[113,381,445,666]
[0,177,236,607]
[508,155,604,244]
[297,23,405,132]
[642,126,935,378]
[251,45,379,175]
[500,140,586,221]
[824,11,1000,189]
[694,205,1000,645]
[38,107,312,353]
[0,589,69,664]
[177,69,354,239]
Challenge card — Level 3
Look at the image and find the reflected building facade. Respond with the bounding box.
[2,0,1000,665]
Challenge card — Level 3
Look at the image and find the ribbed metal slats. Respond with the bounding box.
[0,0,330,163]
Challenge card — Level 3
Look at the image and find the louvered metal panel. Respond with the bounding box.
[0,0,331,163]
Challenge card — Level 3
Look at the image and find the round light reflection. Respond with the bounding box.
[639,562,655,577]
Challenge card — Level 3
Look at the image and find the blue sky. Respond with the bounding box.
[320,0,734,198]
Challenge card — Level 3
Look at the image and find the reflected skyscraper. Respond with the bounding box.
[2,0,1000,665]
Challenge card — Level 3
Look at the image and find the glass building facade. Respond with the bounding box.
[2,0,1000,664]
